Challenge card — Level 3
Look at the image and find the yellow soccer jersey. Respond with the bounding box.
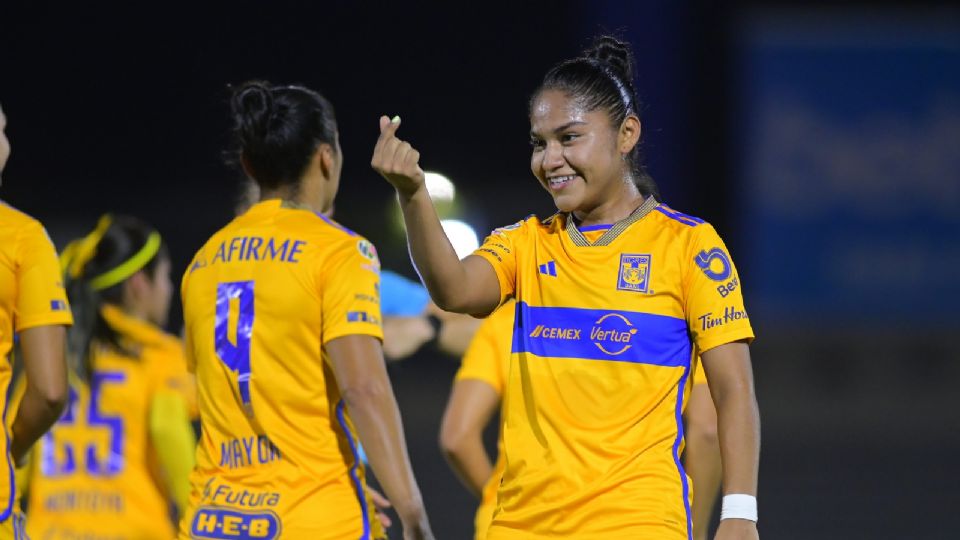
[26,304,191,540]
[0,202,72,531]
[454,300,513,540]
[179,200,385,540]
[472,198,754,540]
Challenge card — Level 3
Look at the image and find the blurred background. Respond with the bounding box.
[3,1,958,538]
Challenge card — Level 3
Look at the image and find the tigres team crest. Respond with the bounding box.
[617,254,651,293]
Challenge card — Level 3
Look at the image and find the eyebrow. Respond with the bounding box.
[530,120,588,138]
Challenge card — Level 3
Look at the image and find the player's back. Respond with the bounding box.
[180,200,384,539]
[26,305,185,539]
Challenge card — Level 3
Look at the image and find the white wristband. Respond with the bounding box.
[720,494,757,522]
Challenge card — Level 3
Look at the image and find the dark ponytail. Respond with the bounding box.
[227,80,338,192]
[63,215,167,380]
[532,35,660,199]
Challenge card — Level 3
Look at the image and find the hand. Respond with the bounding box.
[714,519,758,540]
[381,316,435,361]
[371,115,426,197]
[401,510,434,540]
[368,486,393,529]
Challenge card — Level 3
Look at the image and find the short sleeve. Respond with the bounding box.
[16,221,73,331]
[684,224,754,354]
[380,270,430,317]
[454,301,514,395]
[320,237,384,344]
[692,355,708,386]
[471,221,524,305]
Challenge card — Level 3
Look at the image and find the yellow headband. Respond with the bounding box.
[88,231,162,291]
[61,214,114,279]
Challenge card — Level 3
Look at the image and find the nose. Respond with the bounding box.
[541,140,565,172]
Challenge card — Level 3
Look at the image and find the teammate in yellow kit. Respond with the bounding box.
[439,300,512,540]
[179,81,432,540]
[374,35,760,540]
[22,215,196,539]
[0,104,71,539]
[441,301,722,540]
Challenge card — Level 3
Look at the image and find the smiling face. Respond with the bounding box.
[529,89,631,216]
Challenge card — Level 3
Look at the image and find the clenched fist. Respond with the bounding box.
[371,115,425,197]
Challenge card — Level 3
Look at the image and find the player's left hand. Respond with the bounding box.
[714,519,758,540]
[369,486,393,529]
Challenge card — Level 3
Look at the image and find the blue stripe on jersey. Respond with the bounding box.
[661,205,705,224]
[314,212,359,237]
[655,206,704,227]
[578,224,613,232]
[0,381,13,522]
[511,302,691,366]
[672,365,694,540]
[335,400,372,540]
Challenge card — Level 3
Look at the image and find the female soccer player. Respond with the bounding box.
[179,81,432,540]
[373,36,760,539]
[23,215,196,539]
[0,104,71,538]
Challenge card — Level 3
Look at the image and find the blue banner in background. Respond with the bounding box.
[737,12,960,327]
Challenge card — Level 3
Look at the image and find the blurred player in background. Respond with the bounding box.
[179,81,432,539]
[439,300,512,540]
[374,35,760,540]
[441,299,723,540]
[0,103,72,539]
[21,215,196,539]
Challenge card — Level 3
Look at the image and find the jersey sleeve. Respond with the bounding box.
[471,221,525,305]
[454,301,514,394]
[15,220,73,331]
[692,355,708,386]
[683,224,754,354]
[320,237,384,344]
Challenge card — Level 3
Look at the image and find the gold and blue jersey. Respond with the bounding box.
[0,202,72,537]
[25,305,192,539]
[471,198,754,540]
[179,200,385,540]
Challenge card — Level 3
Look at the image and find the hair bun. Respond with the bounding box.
[231,81,275,142]
[584,35,635,84]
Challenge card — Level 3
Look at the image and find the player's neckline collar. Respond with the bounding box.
[566,196,660,247]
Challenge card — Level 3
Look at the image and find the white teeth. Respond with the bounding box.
[548,175,576,186]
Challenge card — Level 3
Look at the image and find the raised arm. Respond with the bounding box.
[326,334,433,540]
[11,325,69,464]
[371,116,500,315]
[700,341,760,540]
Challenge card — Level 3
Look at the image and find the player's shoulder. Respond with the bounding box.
[648,202,720,241]
[488,212,562,240]
[140,329,186,368]
[0,200,46,236]
[651,203,708,230]
[0,201,55,258]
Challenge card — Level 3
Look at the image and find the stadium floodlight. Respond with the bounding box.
[440,219,480,260]
[424,171,456,202]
